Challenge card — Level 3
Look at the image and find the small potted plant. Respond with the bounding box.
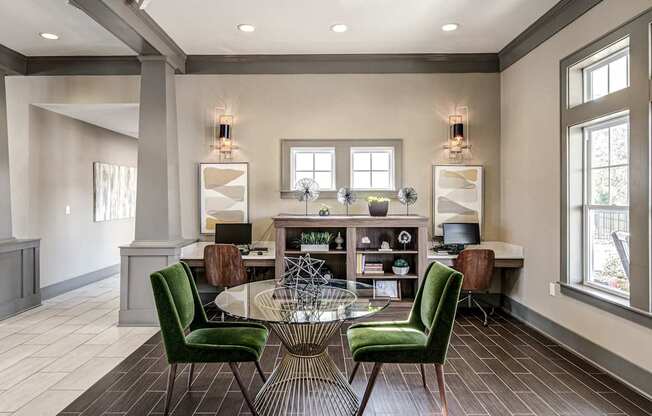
[298,231,333,252]
[392,258,410,276]
[367,196,390,217]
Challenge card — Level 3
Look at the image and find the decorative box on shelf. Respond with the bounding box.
[300,244,330,252]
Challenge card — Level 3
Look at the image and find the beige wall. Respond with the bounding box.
[500,0,652,372]
[175,73,501,241]
[5,76,140,287]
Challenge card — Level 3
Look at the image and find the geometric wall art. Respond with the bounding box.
[199,162,249,234]
[432,165,483,236]
[93,162,137,222]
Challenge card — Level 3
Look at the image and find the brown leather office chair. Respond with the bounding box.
[204,244,248,288]
[454,249,495,326]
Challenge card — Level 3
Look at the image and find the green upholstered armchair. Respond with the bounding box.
[150,262,269,416]
[347,261,463,416]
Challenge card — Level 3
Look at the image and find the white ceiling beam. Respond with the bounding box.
[68,0,186,73]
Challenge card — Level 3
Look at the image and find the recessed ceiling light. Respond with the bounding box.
[330,24,348,33]
[441,23,459,32]
[237,24,255,33]
[39,32,59,40]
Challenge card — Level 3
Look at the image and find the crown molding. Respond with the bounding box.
[0,44,27,75]
[186,53,499,74]
[499,0,604,71]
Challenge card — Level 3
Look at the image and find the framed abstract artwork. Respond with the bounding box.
[93,162,137,222]
[199,162,249,234]
[432,165,483,236]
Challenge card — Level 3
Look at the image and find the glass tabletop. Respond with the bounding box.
[214,279,391,324]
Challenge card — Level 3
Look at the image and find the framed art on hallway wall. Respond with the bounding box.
[199,162,249,234]
[93,162,137,222]
[432,165,483,236]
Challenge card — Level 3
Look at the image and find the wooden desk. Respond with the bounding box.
[180,241,276,268]
[428,241,524,268]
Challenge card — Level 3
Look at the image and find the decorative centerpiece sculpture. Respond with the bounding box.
[337,187,356,215]
[398,230,412,250]
[398,187,418,215]
[295,178,320,216]
[280,254,329,307]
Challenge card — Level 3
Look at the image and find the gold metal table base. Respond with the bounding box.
[255,322,359,416]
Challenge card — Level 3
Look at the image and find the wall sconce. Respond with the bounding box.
[212,110,236,159]
[443,107,472,162]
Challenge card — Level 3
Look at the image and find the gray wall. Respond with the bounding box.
[27,107,137,288]
[176,73,501,241]
[500,0,652,373]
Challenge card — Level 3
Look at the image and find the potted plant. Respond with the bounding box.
[367,196,390,217]
[297,231,333,252]
[392,258,410,275]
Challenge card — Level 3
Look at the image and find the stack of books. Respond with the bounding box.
[356,254,385,275]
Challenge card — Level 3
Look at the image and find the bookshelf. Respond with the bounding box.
[273,215,428,303]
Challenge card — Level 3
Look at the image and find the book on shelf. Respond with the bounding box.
[363,261,384,275]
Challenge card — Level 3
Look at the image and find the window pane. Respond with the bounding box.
[609,124,628,165]
[295,171,314,182]
[295,153,313,171]
[608,55,628,93]
[610,166,628,205]
[588,209,629,294]
[313,171,333,189]
[591,168,609,205]
[352,171,371,189]
[590,128,609,167]
[371,152,390,171]
[352,152,371,171]
[314,152,332,171]
[591,65,609,99]
[371,171,390,189]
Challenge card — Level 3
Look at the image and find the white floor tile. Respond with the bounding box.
[12,388,82,416]
[0,344,46,372]
[0,357,56,390]
[42,344,107,373]
[0,371,68,412]
[0,333,37,353]
[51,356,124,390]
[31,334,94,358]
[24,324,84,345]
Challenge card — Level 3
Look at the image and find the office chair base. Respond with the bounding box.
[458,294,492,327]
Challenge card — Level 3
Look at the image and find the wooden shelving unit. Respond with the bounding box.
[273,214,428,303]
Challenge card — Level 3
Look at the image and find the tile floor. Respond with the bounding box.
[0,276,158,416]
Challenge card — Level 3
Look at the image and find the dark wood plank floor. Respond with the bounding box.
[59,307,652,416]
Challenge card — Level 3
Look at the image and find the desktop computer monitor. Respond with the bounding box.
[443,223,480,246]
[215,223,252,245]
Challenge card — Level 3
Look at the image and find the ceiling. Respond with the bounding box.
[34,103,140,138]
[0,0,558,57]
[145,0,558,55]
[0,0,133,56]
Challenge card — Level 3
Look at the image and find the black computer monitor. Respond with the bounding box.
[215,223,252,245]
[443,223,480,246]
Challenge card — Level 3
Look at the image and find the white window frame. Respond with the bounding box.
[349,147,395,191]
[290,147,336,190]
[582,115,629,298]
[583,47,629,103]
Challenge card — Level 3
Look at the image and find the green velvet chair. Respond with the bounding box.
[150,262,269,416]
[347,261,463,416]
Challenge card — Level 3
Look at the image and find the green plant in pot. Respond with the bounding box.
[367,196,390,217]
[297,231,333,252]
[392,258,410,275]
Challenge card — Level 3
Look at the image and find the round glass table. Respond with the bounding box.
[215,279,390,416]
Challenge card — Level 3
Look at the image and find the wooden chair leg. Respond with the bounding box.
[164,363,177,416]
[420,364,427,387]
[357,362,382,416]
[349,362,361,384]
[435,364,448,416]
[255,361,267,382]
[229,362,259,416]
[187,363,195,390]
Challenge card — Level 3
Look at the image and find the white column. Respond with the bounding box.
[119,57,192,326]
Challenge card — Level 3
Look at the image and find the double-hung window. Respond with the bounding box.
[350,147,395,190]
[290,147,335,190]
[583,116,629,296]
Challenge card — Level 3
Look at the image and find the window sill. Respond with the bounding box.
[559,282,652,328]
[280,190,399,200]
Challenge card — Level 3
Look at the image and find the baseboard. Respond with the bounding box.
[501,295,652,400]
[41,264,119,300]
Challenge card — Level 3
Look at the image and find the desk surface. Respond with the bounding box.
[181,241,275,261]
[428,241,524,260]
